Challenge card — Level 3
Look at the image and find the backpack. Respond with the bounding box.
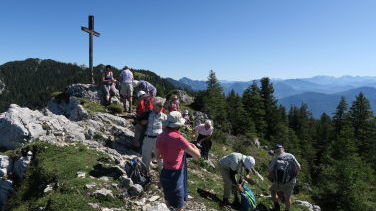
[274,157,297,184]
[240,184,257,211]
[124,158,151,187]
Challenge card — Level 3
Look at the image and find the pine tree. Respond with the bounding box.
[202,70,229,131]
[227,90,254,135]
[242,81,266,138]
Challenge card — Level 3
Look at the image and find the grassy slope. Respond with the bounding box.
[6,142,127,211]
[182,128,311,211]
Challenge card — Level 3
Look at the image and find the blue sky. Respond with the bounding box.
[1,0,376,81]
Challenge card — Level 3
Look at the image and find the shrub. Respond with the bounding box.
[107,103,124,114]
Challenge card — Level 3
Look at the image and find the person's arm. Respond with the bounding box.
[184,143,201,159]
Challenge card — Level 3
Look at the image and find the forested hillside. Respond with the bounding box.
[0,59,176,112]
[192,71,376,211]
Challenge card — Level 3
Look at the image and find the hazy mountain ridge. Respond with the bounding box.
[279,87,376,118]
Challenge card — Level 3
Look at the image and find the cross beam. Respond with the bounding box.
[81,15,101,84]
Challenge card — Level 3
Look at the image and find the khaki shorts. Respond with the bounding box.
[120,82,133,98]
[270,182,295,199]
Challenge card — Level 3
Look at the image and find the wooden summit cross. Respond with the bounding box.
[81,15,100,84]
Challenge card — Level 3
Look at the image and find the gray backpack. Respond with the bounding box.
[274,157,297,184]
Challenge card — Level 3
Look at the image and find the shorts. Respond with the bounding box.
[270,182,295,199]
[103,84,117,97]
[120,82,133,98]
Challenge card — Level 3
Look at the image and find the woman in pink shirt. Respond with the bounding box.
[156,111,200,211]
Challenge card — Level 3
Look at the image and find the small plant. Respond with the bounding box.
[51,91,69,103]
[107,103,124,114]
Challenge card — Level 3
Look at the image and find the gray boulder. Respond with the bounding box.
[65,83,122,106]
[294,200,321,211]
[92,188,114,198]
[175,90,194,104]
[0,156,10,178]
[128,184,143,196]
[142,203,168,211]
[13,151,33,179]
[192,111,209,126]
[0,104,86,150]
[48,96,88,121]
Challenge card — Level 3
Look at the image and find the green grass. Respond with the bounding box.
[107,103,124,114]
[180,127,312,211]
[7,142,126,210]
[78,97,107,113]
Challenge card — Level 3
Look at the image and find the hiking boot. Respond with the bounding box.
[273,202,280,211]
[220,198,230,206]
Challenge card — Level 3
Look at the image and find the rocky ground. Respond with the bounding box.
[0,83,321,211]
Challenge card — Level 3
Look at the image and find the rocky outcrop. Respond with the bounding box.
[294,200,321,211]
[0,104,85,150]
[175,90,194,104]
[192,111,209,126]
[65,83,122,106]
[48,96,88,121]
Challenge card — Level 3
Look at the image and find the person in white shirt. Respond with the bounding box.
[193,120,214,160]
[119,66,134,113]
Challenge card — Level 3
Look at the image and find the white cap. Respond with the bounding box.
[137,90,146,98]
[243,156,255,171]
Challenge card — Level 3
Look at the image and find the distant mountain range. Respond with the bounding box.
[175,76,376,118]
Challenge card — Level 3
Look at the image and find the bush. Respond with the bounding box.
[107,103,124,114]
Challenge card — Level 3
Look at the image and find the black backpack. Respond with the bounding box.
[124,158,151,187]
[274,157,297,184]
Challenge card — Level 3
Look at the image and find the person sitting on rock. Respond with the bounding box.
[218,152,256,207]
[133,90,153,151]
[167,95,180,112]
[102,65,117,105]
[192,120,214,160]
[119,66,133,113]
[268,144,301,211]
[156,111,201,211]
[137,97,167,172]
[133,80,157,98]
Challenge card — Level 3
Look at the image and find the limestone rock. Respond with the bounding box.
[142,202,168,211]
[0,156,10,178]
[13,151,33,179]
[128,184,143,196]
[48,96,88,121]
[76,171,86,178]
[175,90,194,104]
[92,188,114,198]
[294,200,321,211]
[43,184,53,193]
[0,105,86,150]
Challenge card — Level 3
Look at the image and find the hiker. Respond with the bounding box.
[167,95,180,112]
[102,65,117,105]
[268,144,301,211]
[138,97,167,172]
[182,110,191,125]
[193,120,214,160]
[136,91,153,116]
[133,80,157,98]
[119,66,133,112]
[218,152,256,207]
[156,111,201,211]
[133,91,154,151]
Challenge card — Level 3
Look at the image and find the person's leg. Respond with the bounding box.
[270,184,280,211]
[283,184,294,211]
[141,137,152,172]
[219,166,232,204]
[103,85,110,105]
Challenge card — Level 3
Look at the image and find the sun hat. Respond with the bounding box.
[164,111,186,128]
[243,156,256,171]
[137,90,146,98]
[274,144,283,150]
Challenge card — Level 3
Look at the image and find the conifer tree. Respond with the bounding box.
[260,77,280,142]
[227,90,254,135]
[242,81,266,138]
[202,70,229,131]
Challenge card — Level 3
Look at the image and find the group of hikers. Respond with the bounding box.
[102,66,301,211]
